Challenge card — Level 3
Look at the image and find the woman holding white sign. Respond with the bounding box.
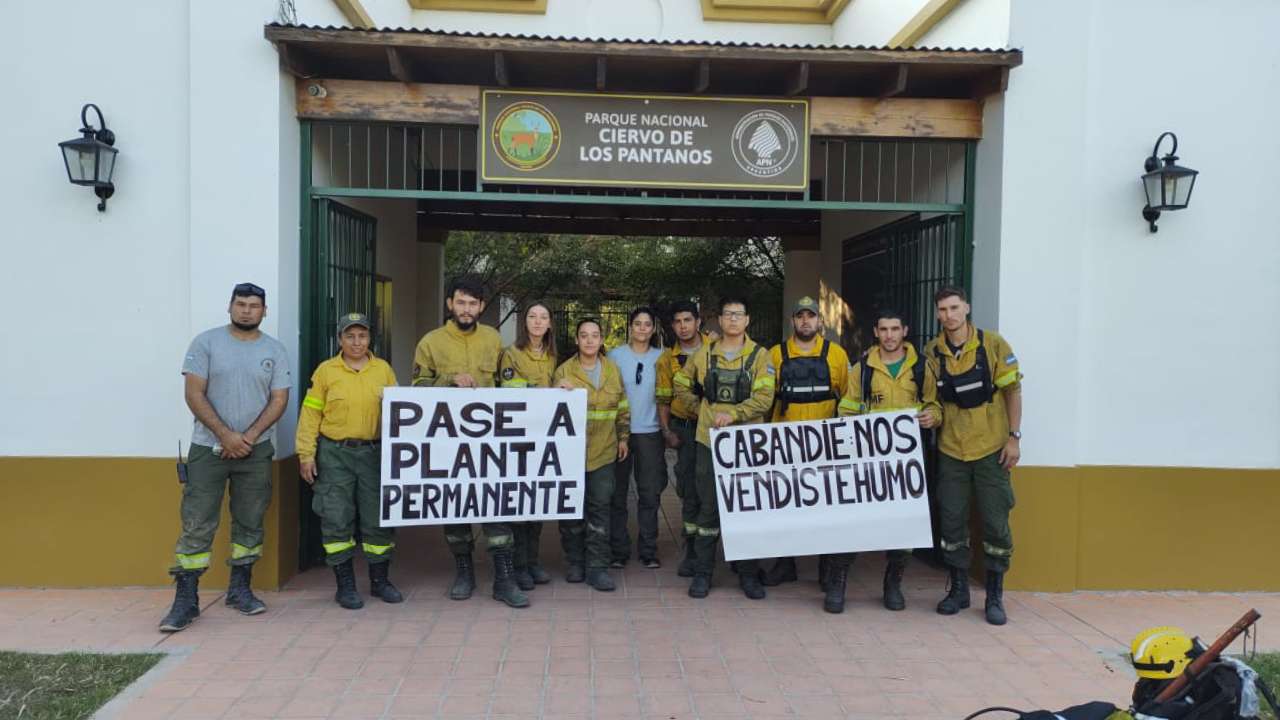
[553,318,631,592]
[498,302,558,592]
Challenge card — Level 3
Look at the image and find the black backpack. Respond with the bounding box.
[860,348,925,409]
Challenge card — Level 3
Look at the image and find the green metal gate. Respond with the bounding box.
[840,213,967,357]
[298,198,378,570]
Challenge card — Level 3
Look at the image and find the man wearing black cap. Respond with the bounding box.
[161,283,292,632]
[297,313,402,610]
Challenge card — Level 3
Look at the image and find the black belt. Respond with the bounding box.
[321,436,379,448]
[670,416,697,427]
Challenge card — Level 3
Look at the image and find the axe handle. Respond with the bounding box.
[1153,608,1261,704]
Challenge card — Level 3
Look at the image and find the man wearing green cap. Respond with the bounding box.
[297,312,402,610]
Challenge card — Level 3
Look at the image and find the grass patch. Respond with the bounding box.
[0,651,163,720]
[1250,652,1280,720]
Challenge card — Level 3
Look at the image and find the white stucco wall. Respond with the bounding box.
[0,0,299,458]
[999,0,1280,469]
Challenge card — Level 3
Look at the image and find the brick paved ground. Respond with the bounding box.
[3,491,1277,719]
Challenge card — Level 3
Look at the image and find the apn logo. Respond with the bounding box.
[730,109,799,179]
[492,101,561,172]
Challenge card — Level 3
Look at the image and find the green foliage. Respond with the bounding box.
[445,232,784,329]
[0,651,162,720]
[1248,653,1280,719]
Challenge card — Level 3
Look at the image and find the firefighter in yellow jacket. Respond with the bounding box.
[673,296,776,599]
[411,278,526,608]
[297,313,401,610]
[922,286,1023,626]
[655,300,707,578]
[836,309,940,614]
[498,301,558,591]
[553,318,630,592]
[758,296,851,596]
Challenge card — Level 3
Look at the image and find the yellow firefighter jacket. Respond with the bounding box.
[552,355,630,472]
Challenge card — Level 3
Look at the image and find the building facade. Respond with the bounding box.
[2,0,1276,591]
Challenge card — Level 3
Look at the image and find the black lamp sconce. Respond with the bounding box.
[58,104,118,212]
[1141,132,1198,233]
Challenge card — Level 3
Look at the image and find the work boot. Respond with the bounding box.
[936,566,971,615]
[883,559,907,611]
[759,556,797,586]
[565,564,586,583]
[586,568,616,592]
[491,549,530,608]
[332,559,364,610]
[688,574,711,599]
[158,570,201,632]
[818,555,832,593]
[225,563,267,615]
[528,564,552,585]
[514,566,536,591]
[823,564,849,614]
[449,553,476,600]
[739,570,766,600]
[369,561,404,604]
[677,536,696,578]
[984,570,1007,626]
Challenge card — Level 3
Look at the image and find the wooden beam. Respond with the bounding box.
[277,44,312,78]
[785,61,809,96]
[809,96,982,138]
[494,51,509,87]
[294,79,983,139]
[296,79,480,125]
[265,25,1023,69]
[331,0,375,29]
[888,0,965,49]
[971,66,1009,98]
[694,59,711,93]
[595,56,607,91]
[879,64,909,98]
[386,47,412,83]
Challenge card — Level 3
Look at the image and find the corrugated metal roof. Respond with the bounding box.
[268,23,1018,55]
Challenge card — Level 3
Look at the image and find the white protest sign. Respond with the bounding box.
[379,387,587,527]
[711,410,932,561]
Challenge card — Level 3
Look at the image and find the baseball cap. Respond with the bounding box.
[232,282,266,302]
[792,296,820,316]
[337,312,371,334]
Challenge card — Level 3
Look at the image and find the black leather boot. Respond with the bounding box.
[449,553,476,600]
[823,564,848,614]
[369,561,404,603]
[818,555,832,593]
[586,568,616,592]
[739,568,766,600]
[882,559,907,611]
[984,570,1007,625]
[688,573,711,598]
[759,556,797,586]
[936,566,970,615]
[159,570,201,632]
[225,563,266,615]
[491,549,530,608]
[333,559,364,610]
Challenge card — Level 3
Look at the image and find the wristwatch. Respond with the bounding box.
[1009,430,1022,440]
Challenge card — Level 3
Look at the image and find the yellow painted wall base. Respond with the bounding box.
[0,456,298,590]
[1006,465,1280,592]
[1,458,1276,591]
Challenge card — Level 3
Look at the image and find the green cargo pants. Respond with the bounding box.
[512,521,544,572]
[937,450,1015,572]
[313,438,394,566]
[172,441,274,573]
[827,548,910,569]
[443,522,513,556]
[559,464,614,569]
[610,431,669,563]
[692,445,757,577]
[671,417,699,549]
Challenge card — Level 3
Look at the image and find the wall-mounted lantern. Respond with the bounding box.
[58,104,118,212]
[1141,132,1197,233]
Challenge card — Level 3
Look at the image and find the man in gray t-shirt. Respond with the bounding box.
[160,282,292,633]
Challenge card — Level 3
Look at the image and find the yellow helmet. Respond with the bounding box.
[1130,626,1194,679]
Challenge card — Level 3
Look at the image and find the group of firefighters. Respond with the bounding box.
[158,277,1023,634]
